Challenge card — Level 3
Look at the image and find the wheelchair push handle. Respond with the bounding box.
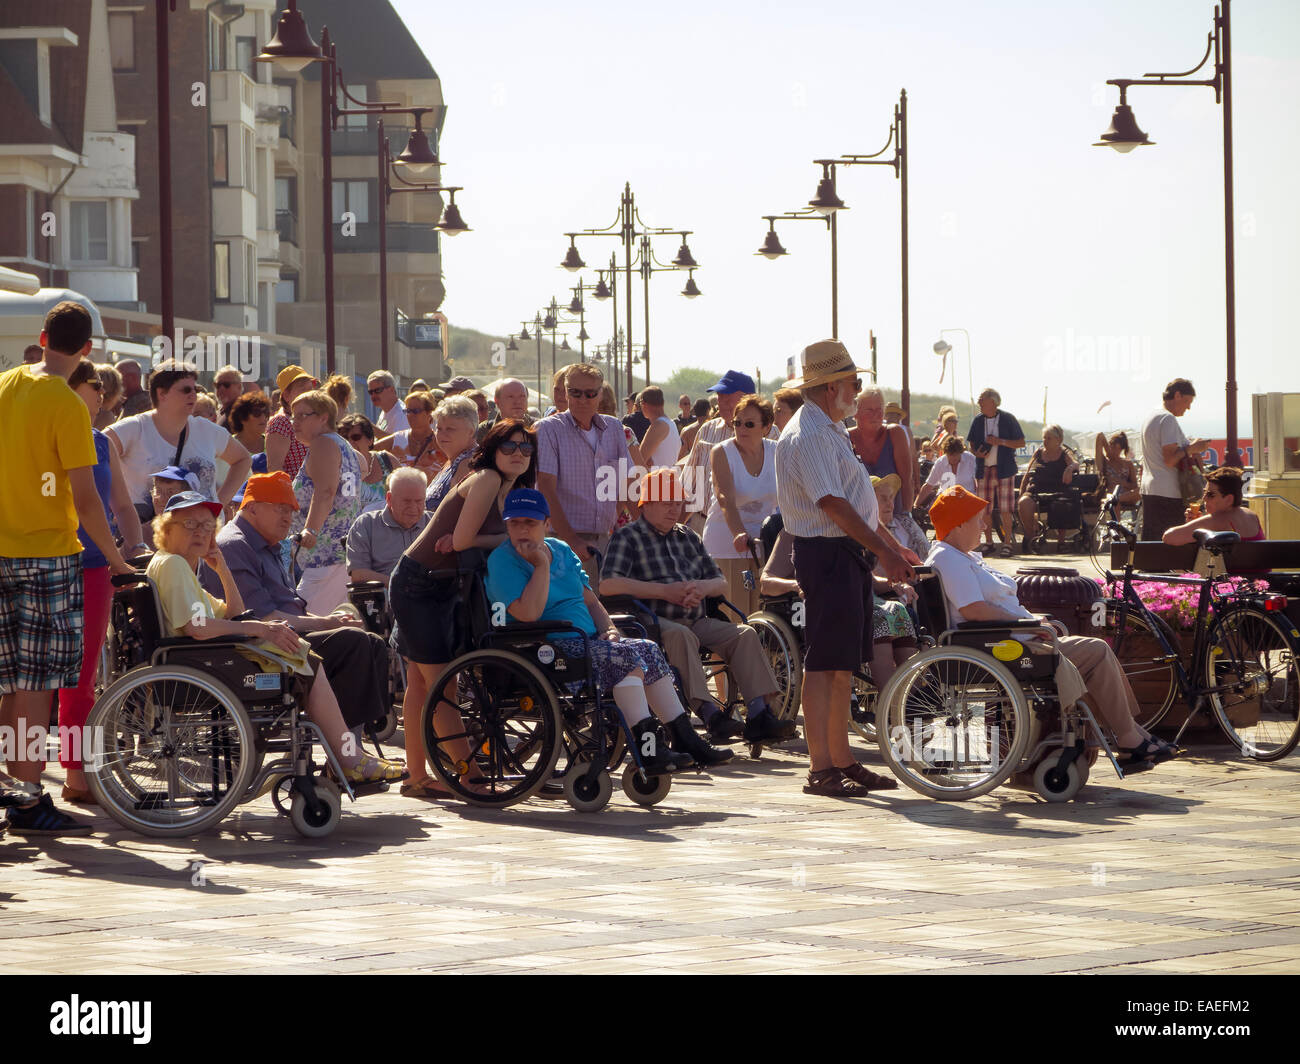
[111,570,151,588]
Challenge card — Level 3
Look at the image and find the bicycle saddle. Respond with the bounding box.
[1193,528,1240,552]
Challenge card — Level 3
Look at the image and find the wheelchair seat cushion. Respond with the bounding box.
[164,645,305,703]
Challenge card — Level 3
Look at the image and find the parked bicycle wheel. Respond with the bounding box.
[1101,604,1179,729]
[1203,606,1300,761]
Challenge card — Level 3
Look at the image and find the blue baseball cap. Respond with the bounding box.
[152,465,200,490]
[502,488,550,521]
[706,370,756,395]
[162,490,223,518]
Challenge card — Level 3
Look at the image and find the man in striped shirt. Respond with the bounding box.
[776,339,914,798]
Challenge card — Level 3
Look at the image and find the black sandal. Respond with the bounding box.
[803,767,870,798]
[1119,736,1178,767]
[836,762,898,791]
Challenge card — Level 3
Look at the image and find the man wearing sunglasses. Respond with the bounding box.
[365,370,407,436]
[535,363,632,584]
[213,365,244,428]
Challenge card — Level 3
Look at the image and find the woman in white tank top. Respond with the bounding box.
[639,411,681,471]
[702,397,778,613]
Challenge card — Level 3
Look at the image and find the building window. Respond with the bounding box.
[117,124,138,174]
[212,126,228,184]
[131,240,144,269]
[243,128,255,192]
[109,12,135,71]
[214,242,230,302]
[235,36,256,80]
[69,202,110,263]
[208,14,226,71]
[344,85,368,129]
[276,274,298,303]
[275,176,297,214]
[247,244,256,305]
[332,180,371,225]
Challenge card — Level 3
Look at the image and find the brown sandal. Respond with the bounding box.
[836,762,898,791]
[803,767,870,797]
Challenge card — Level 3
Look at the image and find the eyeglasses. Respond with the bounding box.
[568,388,600,400]
[346,433,368,443]
[732,418,762,430]
[848,378,863,394]
[367,386,388,396]
[216,380,240,389]
[404,407,429,416]
[84,380,103,392]
[290,410,320,422]
[174,384,198,395]
[179,520,216,533]
[498,440,535,456]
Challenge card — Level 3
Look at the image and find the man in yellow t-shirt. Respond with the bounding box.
[0,301,132,837]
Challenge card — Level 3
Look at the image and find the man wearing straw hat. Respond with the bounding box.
[775,339,914,797]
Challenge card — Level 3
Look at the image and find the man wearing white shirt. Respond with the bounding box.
[366,371,408,436]
[1140,378,1207,540]
[775,339,913,798]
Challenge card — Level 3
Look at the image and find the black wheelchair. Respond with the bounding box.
[872,566,1130,802]
[87,571,387,837]
[1020,473,1102,554]
[418,552,686,812]
[347,579,404,742]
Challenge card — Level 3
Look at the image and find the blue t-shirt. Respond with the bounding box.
[76,429,113,569]
[485,536,596,636]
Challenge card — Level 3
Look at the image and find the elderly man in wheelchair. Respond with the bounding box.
[873,485,1179,801]
[87,492,406,838]
[598,468,794,750]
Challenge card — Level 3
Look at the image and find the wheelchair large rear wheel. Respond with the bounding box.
[423,650,564,806]
[875,647,1031,800]
[86,665,258,836]
[747,611,803,721]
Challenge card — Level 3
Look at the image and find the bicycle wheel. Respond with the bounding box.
[747,611,802,721]
[874,647,1030,800]
[1203,606,1300,761]
[1101,605,1179,729]
[423,650,564,805]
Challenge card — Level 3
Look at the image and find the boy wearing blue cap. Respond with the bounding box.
[486,490,732,770]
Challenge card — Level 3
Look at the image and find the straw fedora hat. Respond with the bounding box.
[787,339,867,389]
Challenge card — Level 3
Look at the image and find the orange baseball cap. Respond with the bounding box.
[638,467,688,506]
[238,471,300,512]
[929,484,989,541]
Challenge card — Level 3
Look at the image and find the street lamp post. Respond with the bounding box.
[519,315,544,405]
[154,0,176,343]
[756,210,833,332]
[566,184,698,395]
[1093,0,1239,466]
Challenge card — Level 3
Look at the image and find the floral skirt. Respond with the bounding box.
[551,635,671,694]
[872,599,916,643]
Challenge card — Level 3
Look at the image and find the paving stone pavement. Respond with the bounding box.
[3,726,1298,975]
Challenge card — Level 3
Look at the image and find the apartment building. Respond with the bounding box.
[0,0,139,308]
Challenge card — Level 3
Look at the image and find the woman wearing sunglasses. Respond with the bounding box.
[375,392,440,477]
[106,358,252,547]
[389,420,538,798]
[702,394,779,615]
[1162,467,1264,546]
[339,413,399,514]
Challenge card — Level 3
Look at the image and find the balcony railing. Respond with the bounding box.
[331,221,439,254]
[275,210,298,247]
[330,123,425,156]
[395,309,442,349]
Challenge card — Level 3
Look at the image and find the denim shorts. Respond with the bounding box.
[388,555,461,665]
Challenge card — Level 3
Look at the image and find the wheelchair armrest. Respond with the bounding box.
[607,613,649,639]
[347,580,386,591]
[158,635,254,648]
[706,596,747,624]
[491,619,578,635]
[111,571,151,588]
[953,618,1044,632]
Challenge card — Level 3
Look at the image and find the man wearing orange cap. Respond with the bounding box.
[926,485,1178,769]
[209,472,395,735]
[600,468,788,746]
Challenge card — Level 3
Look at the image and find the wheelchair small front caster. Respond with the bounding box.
[563,762,612,812]
[368,706,399,744]
[290,776,342,836]
[621,763,671,807]
[1032,752,1086,802]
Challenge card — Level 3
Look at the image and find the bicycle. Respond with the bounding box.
[1088,483,1141,576]
[1096,490,1300,761]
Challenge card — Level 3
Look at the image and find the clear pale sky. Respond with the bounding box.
[392,0,1299,440]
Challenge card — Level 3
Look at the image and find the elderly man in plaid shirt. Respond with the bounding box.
[600,469,794,746]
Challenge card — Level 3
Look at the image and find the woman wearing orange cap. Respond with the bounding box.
[926,486,1178,769]
[266,365,317,479]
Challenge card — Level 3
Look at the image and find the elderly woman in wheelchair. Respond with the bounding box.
[88,492,405,837]
[874,486,1179,801]
[486,489,731,773]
